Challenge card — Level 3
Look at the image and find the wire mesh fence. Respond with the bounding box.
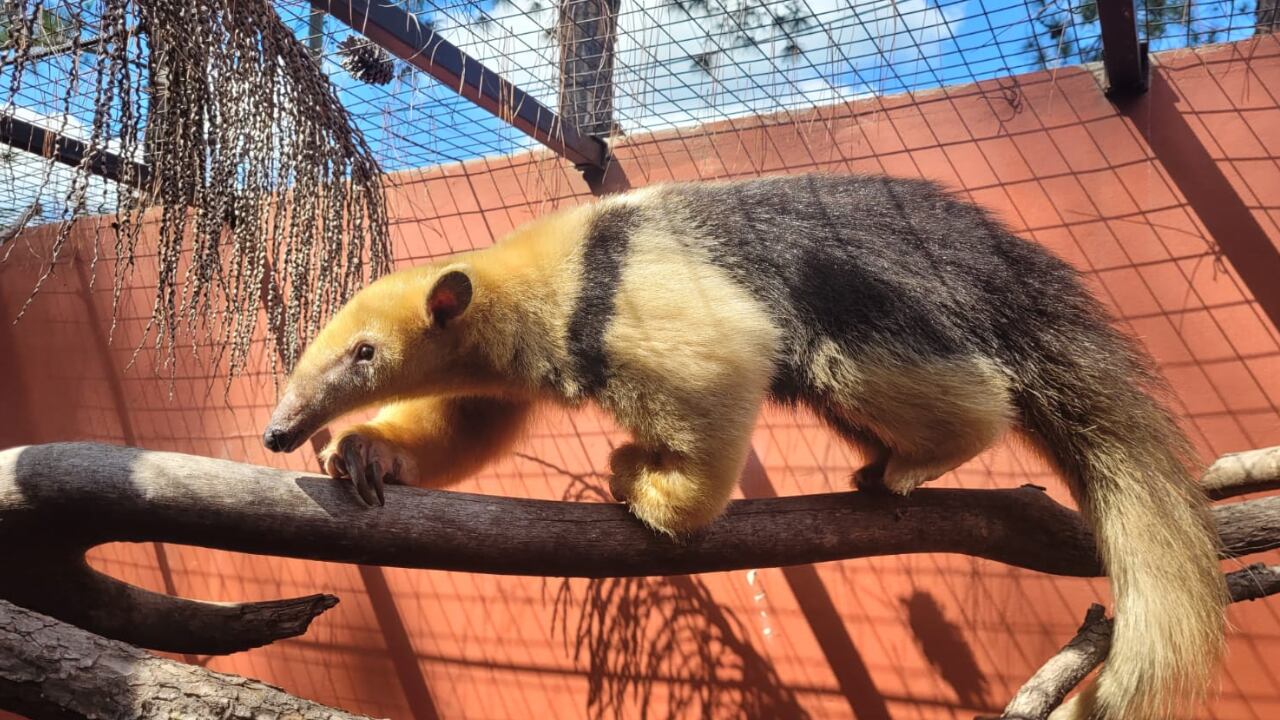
[0,0,1273,227]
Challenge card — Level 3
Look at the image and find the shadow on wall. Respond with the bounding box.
[901,590,991,710]
[542,464,809,720]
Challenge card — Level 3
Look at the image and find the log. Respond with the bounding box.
[0,441,1276,655]
[0,598,374,719]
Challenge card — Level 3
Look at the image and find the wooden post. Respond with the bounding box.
[557,0,630,193]
[307,8,325,59]
[1258,0,1279,34]
[1096,0,1148,97]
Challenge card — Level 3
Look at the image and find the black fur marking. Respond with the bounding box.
[566,205,638,396]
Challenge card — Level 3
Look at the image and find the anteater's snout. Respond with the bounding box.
[264,387,313,453]
[262,425,300,453]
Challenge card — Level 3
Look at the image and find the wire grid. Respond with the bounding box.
[0,0,1269,227]
[0,1,126,226]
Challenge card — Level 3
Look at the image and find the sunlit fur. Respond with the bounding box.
[268,174,1225,720]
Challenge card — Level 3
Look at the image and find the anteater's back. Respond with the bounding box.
[624,174,1098,394]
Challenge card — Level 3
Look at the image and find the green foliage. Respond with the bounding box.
[0,5,77,49]
[666,0,814,72]
[1028,0,1252,67]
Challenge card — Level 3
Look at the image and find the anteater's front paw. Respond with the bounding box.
[321,429,416,507]
[607,443,722,540]
[607,443,657,503]
[852,465,889,494]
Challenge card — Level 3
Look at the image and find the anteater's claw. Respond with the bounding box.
[323,431,410,507]
[370,459,386,506]
[342,442,371,506]
[357,460,379,507]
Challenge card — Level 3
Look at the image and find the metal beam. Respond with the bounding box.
[0,113,150,187]
[1097,0,1149,97]
[311,0,609,170]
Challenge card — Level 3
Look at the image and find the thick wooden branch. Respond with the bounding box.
[2,552,339,655]
[0,598,373,720]
[991,563,1280,720]
[0,441,1277,655]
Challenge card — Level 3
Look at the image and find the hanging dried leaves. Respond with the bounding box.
[1,0,391,380]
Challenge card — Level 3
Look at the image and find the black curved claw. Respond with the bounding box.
[342,441,374,506]
[370,459,386,507]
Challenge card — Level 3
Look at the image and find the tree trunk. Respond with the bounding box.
[1258,0,1279,35]
[558,0,620,137]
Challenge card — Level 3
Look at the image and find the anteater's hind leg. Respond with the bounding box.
[813,406,892,491]
[814,348,1016,495]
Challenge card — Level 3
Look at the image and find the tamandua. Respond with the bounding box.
[264,173,1225,720]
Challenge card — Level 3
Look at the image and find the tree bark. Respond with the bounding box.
[558,0,620,138]
[1203,445,1280,498]
[1258,0,1279,35]
[557,0,632,193]
[0,598,374,720]
[1,441,1277,655]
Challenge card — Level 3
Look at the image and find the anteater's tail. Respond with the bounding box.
[1017,320,1226,720]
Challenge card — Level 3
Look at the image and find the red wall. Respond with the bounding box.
[2,35,1279,719]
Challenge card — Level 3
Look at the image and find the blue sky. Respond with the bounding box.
[0,0,1263,225]
[269,0,1267,173]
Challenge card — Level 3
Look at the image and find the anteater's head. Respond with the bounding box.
[262,263,478,453]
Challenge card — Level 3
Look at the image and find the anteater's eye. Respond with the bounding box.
[354,343,375,363]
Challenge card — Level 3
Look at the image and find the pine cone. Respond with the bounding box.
[337,36,395,86]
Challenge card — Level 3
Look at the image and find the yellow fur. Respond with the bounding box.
[600,221,780,533]
[1036,435,1225,720]
[321,396,534,489]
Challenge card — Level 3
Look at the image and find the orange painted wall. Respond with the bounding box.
[2,35,1279,719]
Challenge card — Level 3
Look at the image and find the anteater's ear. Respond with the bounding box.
[426,267,473,328]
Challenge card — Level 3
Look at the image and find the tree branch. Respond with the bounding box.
[989,563,1280,720]
[0,598,374,720]
[0,441,1276,655]
[1203,445,1280,499]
